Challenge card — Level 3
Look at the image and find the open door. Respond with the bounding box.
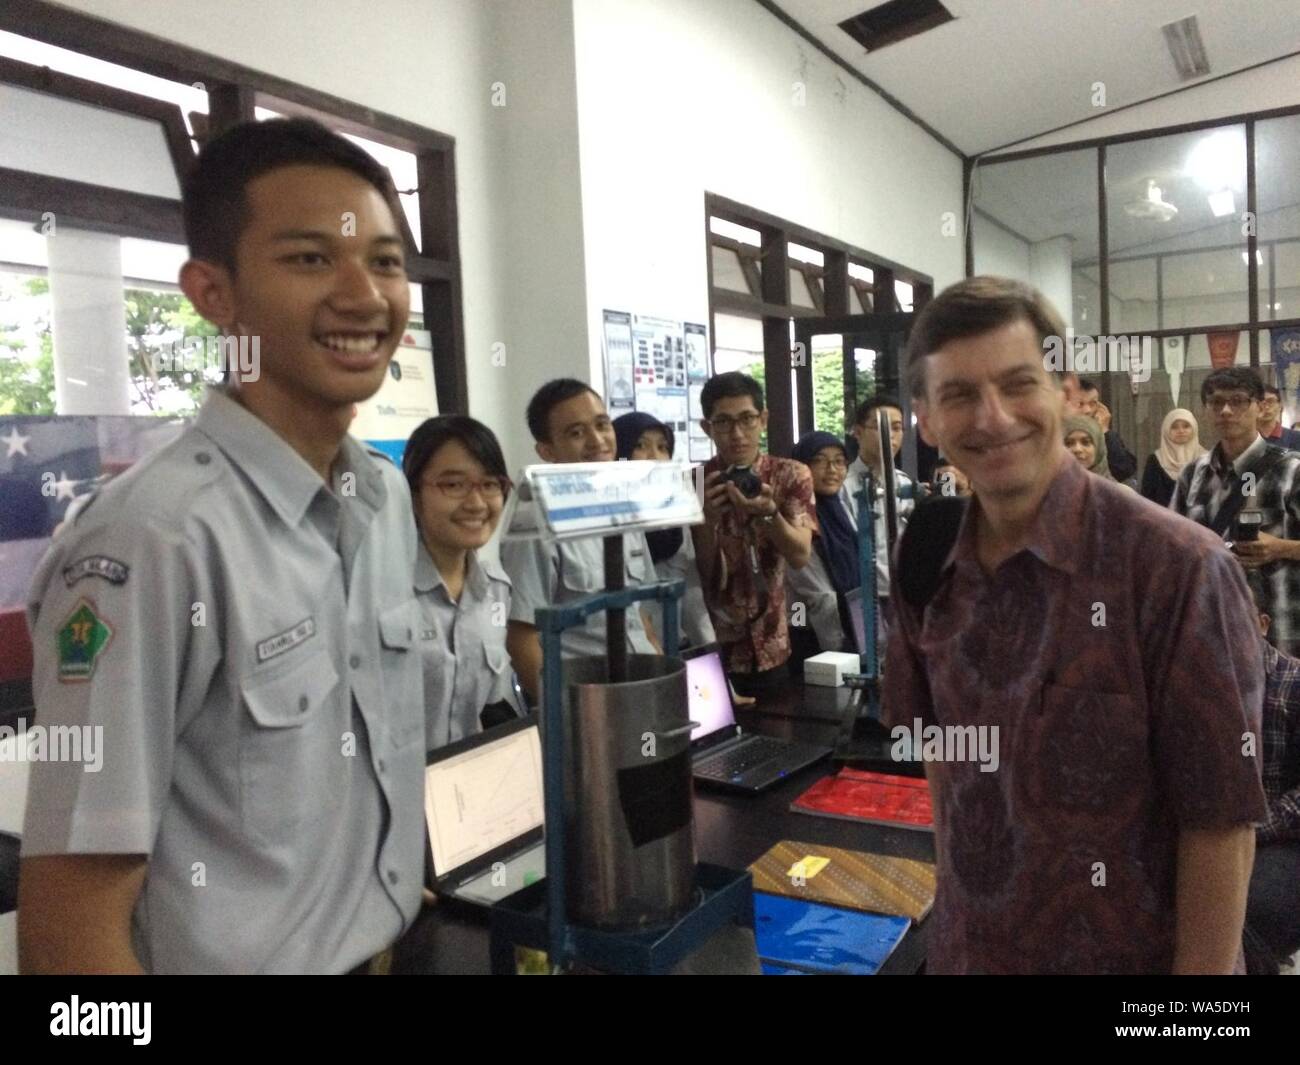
[791,310,936,483]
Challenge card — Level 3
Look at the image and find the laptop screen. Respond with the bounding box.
[425,723,544,878]
[685,648,736,741]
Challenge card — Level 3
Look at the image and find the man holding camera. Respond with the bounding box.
[693,372,814,694]
[1171,367,1300,656]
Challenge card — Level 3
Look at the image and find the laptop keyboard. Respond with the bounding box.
[694,737,789,781]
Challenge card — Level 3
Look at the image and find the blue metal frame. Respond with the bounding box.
[534,576,684,970]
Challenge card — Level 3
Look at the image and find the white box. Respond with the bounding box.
[803,651,861,688]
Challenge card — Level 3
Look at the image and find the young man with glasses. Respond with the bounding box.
[1171,367,1300,656]
[694,372,814,694]
[1258,384,1300,451]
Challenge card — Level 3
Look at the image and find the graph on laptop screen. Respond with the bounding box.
[425,726,544,874]
[685,650,735,741]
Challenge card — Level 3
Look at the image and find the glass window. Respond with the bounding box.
[1257,114,1300,323]
[1107,125,1248,331]
[789,267,817,309]
[0,84,181,199]
[972,147,1098,332]
[711,245,752,294]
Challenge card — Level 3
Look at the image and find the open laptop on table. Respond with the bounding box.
[424,716,546,907]
[687,644,831,792]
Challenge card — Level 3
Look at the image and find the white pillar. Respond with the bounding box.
[1030,235,1074,334]
[47,229,130,415]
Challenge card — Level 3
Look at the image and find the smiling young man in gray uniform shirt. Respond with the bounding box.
[18,119,425,974]
[502,379,662,704]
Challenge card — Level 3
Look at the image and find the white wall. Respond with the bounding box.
[570,0,964,390]
[971,211,1030,280]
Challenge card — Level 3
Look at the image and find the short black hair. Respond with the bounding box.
[853,393,902,427]
[1201,367,1264,405]
[402,415,509,497]
[700,372,764,419]
[526,378,601,443]
[183,117,403,273]
[1262,383,1283,401]
[1077,377,1101,393]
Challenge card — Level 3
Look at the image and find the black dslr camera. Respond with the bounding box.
[722,464,763,498]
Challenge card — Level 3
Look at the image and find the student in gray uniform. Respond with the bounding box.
[402,415,520,751]
[787,431,859,663]
[19,119,426,974]
[612,411,716,650]
[502,379,663,703]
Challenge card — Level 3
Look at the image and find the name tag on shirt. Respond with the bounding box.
[256,617,316,662]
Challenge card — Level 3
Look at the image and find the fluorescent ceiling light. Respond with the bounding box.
[1207,190,1235,217]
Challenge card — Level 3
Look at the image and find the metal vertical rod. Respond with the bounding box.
[604,534,627,683]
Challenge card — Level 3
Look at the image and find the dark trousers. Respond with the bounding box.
[1245,840,1300,974]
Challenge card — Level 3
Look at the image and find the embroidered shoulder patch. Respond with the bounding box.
[56,599,114,682]
[62,555,130,588]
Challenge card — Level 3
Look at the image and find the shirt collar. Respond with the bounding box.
[193,387,387,528]
[1210,433,1266,477]
[1262,638,1280,677]
[951,451,1084,576]
[415,540,489,599]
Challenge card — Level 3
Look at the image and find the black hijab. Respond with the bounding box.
[793,431,858,594]
[612,411,683,564]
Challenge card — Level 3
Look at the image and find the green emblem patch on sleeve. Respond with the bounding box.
[56,599,114,682]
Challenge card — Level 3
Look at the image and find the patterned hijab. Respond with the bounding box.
[1063,414,1112,480]
[1155,407,1207,481]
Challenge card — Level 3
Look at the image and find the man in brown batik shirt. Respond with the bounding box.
[883,277,1266,974]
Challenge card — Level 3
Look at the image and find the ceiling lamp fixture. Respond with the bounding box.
[1125,180,1179,222]
[1162,16,1210,80]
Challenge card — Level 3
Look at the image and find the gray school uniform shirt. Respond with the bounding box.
[21,388,426,974]
[500,532,658,659]
[415,542,516,749]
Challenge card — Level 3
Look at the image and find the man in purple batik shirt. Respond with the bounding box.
[883,276,1266,974]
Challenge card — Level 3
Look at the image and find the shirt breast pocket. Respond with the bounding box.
[239,649,340,846]
[379,599,424,749]
[1020,682,1147,817]
[558,543,603,595]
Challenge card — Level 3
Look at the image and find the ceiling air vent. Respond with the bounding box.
[838,0,954,53]
[1162,15,1211,80]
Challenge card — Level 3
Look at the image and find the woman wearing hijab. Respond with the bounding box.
[1140,408,1207,507]
[1063,414,1116,481]
[611,411,716,649]
[788,431,859,663]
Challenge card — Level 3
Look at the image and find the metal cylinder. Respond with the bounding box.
[561,653,697,929]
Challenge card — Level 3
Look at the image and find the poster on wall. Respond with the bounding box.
[684,321,713,461]
[351,328,438,469]
[601,310,636,415]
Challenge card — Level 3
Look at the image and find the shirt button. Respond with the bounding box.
[378,758,386,773]
[194,451,211,465]
[350,654,361,669]
[298,695,309,712]
[387,870,399,885]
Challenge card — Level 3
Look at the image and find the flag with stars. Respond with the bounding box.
[0,414,185,613]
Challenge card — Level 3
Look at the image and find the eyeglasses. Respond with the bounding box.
[422,476,508,500]
[707,412,762,434]
[1204,394,1253,412]
[808,456,848,471]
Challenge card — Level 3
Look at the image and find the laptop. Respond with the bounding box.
[424,717,547,907]
[686,644,831,792]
